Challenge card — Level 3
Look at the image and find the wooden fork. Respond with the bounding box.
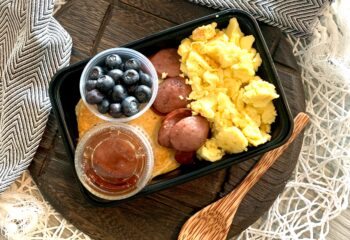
[178,112,309,240]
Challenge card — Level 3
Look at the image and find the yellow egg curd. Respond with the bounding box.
[178,18,279,162]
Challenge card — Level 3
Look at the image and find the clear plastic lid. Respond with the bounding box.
[80,48,158,122]
[74,123,154,200]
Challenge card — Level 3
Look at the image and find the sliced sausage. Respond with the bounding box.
[153,77,191,114]
[175,151,195,165]
[170,116,209,152]
[158,108,192,148]
[150,48,181,77]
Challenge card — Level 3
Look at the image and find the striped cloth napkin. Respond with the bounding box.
[0,0,72,192]
[190,0,332,37]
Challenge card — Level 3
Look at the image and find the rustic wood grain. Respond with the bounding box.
[29,1,306,239]
[97,2,175,51]
[120,0,215,23]
[54,0,110,63]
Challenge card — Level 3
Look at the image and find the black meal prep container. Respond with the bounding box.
[49,9,293,206]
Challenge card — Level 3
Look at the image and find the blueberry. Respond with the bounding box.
[102,67,109,74]
[89,66,104,80]
[96,75,114,92]
[125,58,141,71]
[107,88,114,100]
[105,54,122,69]
[139,71,152,87]
[107,69,123,84]
[122,69,139,85]
[119,63,126,71]
[134,85,152,103]
[86,89,104,104]
[86,80,97,91]
[126,84,138,94]
[111,85,128,103]
[109,103,123,118]
[122,96,139,117]
[97,99,110,114]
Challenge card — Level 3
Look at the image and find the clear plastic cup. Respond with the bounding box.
[80,48,158,122]
[74,123,154,200]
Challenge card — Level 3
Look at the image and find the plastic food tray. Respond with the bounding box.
[49,9,293,206]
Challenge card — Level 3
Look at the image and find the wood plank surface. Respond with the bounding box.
[30,1,306,239]
[54,0,110,62]
[97,2,175,51]
[120,0,215,23]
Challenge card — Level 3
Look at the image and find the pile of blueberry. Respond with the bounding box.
[85,54,153,118]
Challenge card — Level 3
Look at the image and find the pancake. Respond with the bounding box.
[75,100,179,178]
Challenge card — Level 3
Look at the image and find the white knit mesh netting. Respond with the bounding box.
[0,172,90,240]
[0,1,349,239]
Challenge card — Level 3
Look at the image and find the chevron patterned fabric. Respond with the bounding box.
[0,0,72,192]
[190,0,332,37]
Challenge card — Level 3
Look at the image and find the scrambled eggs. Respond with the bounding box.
[178,18,279,162]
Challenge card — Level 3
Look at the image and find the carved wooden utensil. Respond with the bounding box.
[178,112,309,240]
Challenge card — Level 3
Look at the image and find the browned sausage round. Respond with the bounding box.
[153,77,191,114]
[170,116,209,152]
[150,48,181,77]
[175,151,195,165]
[158,108,192,148]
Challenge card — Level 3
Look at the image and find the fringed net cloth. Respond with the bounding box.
[1,1,349,239]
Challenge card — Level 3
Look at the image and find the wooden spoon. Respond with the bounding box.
[178,112,309,240]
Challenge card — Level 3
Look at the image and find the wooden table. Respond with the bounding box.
[29,0,306,239]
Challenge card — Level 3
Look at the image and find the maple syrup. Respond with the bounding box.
[75,123,153,200]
